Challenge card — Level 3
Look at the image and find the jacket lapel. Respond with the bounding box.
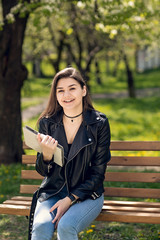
[67,110,101,161]
[47,110,100,161]
[67,123,92,161]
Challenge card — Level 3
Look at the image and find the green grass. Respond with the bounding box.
[93,97,160,141]
[21,98,45,110]
[1,214,160,240]
[22,61,160,97]
[0,215,28,240]
[1,67,160,239]
[0,164,21,203]
[21,77,52,97]
[89,60,160,94]
[23,96,160,142]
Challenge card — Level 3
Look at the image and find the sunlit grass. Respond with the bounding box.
[21,98,45,110]
[89,61,160,94]
[93,97,160,141]
[21,77,52,97]
[22,62,160,96]
[1,66,160,240]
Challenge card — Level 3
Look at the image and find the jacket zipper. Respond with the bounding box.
[48,163,52,173]
[64,142,93,195]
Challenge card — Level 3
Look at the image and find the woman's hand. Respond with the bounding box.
[50,197,71,228]
[37,133,58,161]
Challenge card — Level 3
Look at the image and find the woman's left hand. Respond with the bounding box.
[50,197,71,228]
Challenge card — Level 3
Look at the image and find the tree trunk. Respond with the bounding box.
[123,51,136,98]
[106,55,110,75]
[135,45,140,73]
[112,55,121,77]
[95,60,102,85]
[0,0,29,164]
[33,59,43,77]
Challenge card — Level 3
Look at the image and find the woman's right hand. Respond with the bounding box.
[37,133,58,161]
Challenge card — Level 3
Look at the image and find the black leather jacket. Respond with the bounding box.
[36,109,111,201]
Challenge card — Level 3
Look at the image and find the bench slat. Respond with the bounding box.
[103,200,160,208]
[96,211,160,224]
[22,155,36,164]
[22,155,160,166]
[20,185,39,194]
[105,187,160,198]
[105,172,160,182]
[21,170,160,183]
[109,156,160,166]
[24,141,160,151]
[110,141,160,151]
[0,204,30,216]
[103,205,160,213]
[3,200,31,206]
[21,170,43,180]
[11,196,33,201]
[20,185,160,198]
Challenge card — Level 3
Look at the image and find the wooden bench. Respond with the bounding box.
[0,141,160,224]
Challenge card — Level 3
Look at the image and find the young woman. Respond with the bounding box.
[29,67,111,240]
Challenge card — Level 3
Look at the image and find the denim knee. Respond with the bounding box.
[32,221,54,240]
[57,219,77,239]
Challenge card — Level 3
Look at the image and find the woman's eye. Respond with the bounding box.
[70,88,76,91]
[57,90,64,93]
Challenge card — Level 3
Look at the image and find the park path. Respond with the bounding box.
[22,97,48,122]
[22,87,160,122]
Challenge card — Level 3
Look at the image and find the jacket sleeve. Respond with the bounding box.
[71,117,111,200]
[35,118,55,177]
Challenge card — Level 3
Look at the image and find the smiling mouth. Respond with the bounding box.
[64,99,74,103]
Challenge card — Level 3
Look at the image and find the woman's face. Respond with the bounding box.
[56,78,86,113]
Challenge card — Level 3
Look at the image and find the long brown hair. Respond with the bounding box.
[37,67,94,124]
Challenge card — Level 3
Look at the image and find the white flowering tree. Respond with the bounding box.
[92,0,160,97]
[23,0,160,97]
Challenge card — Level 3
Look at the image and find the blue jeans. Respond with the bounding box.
[31,193,104,240]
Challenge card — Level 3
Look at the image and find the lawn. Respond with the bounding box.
[93,97,160,142]
[23,96,160,143]
[22,61,160,97]
[1,67,160,239]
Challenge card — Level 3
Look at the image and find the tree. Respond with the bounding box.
[0,0,67,163]
[1,0,159,164]
[63,2,108,83]
[23,1,112,83]
[0,0,30,164]
[23,11,68,75]
[91,0,160,97]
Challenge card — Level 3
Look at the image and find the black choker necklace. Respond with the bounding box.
[64,112,83,122]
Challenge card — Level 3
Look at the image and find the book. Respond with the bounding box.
[23,125,64,167]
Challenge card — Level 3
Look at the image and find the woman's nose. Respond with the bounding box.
[63,90,70,97]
